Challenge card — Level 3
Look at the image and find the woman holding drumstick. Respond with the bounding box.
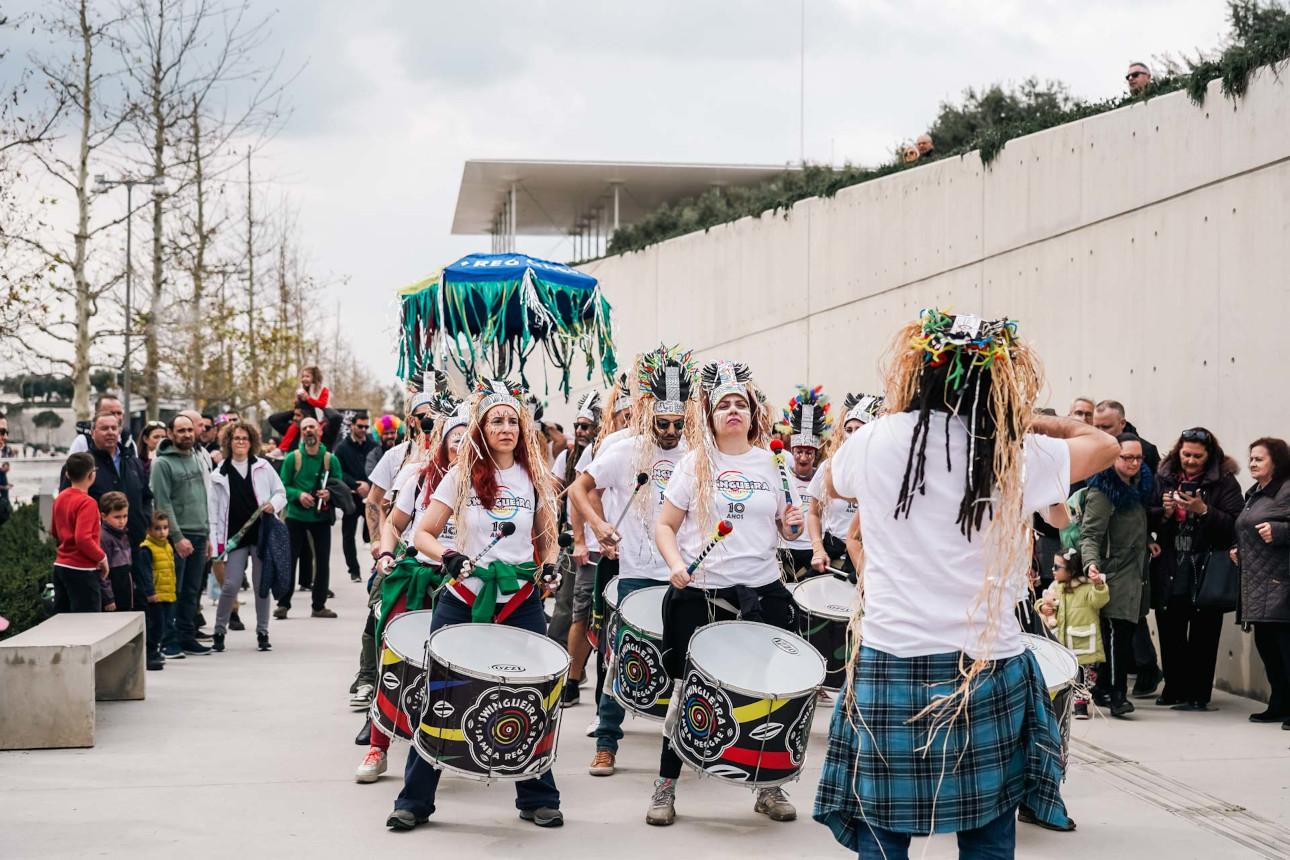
[384,379,563,831]
[649,360,804,827]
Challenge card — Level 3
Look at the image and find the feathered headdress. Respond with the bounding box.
[574,389,603,424]
[842,392,884,426]
[785,385,830,449]
[422,369,461,420]
[699,360,752,407]
[638,344,696,416]
[908,309,1019,393]
[476,378,524,416]
[612,371,633,414]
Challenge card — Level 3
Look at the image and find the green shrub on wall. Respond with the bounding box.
[0,504,55,637]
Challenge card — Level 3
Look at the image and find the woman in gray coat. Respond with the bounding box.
[1232,437,1290,728]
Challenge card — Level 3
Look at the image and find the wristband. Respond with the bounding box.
[377,551,396,561]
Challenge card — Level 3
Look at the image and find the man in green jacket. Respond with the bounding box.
[150,414,212,656]
[275,416,344,619]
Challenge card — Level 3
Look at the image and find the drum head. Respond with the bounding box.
[383,610,436,665]
[429,623,569,682]
[689,621,825,697]
[792,576,858,620]
[617,586,667,637]
[603,575,621,611]
[1021,633,1079,692]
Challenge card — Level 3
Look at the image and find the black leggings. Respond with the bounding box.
[1098,617,1138,702]
[658,581,795,779]
[1253,622,1290,716]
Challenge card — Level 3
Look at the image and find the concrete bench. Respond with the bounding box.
[0,612,146,749]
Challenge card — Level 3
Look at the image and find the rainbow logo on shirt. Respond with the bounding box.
[715,470,767,503]
[488,485,521,521]
[651,458,676,492]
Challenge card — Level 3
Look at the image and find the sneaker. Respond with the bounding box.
[257,632,271,651]
[350,684,375,710]
[350,572,361,583]
[754,786,797,821]
[1131,665,1161,699]
[312,607,338,619]
[1073,700,1090,720]
[212,633,225,653]
[162,644,185,659]
[561,683,580,708]
[1110,699,1136,718]
[228,613,245,631]
[355,747,388,783]
[385,809,428,831]
[146,653,165,671]
[518,807,564,827]
[589,750,616,776]
[274,606,289,620]
[645,778,677,826]
[584,716,600,738]
[181,640,211,656]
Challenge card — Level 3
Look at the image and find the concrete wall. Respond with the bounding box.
[570,66,1290,701]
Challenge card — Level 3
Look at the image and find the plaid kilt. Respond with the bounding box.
[813,646,1069,847]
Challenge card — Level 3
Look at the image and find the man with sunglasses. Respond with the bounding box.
[1126,62,1152,96]
[334,410,377,583]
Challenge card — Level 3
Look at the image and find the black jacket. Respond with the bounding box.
[1235,477,1290,623]
[60,440,153,545]
[1122,421,1161,474]
[1149,455,1243,608]
[334,435,379,490]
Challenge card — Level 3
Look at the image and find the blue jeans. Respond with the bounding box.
[594,577,661,753]
[856,808,1017,860]
[395,590,561,818]
[167,534,207,646]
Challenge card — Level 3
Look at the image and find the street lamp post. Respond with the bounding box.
[93,173,165,426]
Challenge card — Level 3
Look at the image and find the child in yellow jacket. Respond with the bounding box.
[1037,546,1109,719]
[137,512,176,668]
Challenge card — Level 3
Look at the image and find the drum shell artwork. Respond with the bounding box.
[670,621,825,787]
[588,574,621,650]
[414,624,570,782]
[370,610,435,740]
[791,576,858,692]
[611,586,672,720]
[1021,632,1080,770]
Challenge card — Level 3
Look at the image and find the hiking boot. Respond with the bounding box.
[228,612,245,631]
[754,786,796,821]
[312,607,338,618]
[212,633,225,653]
[257,632,271,651]
[355,747,388,783]
[518,807,564,827]
[1131,665,1161,699]
[589,750,616,776]
[1110,699,1136,718]
[561,683,580,708]
[646,778,677,826]
[274,605,289,620]
[1073,699,1090,720]
[385,809,428,831]
[350,684,375,710]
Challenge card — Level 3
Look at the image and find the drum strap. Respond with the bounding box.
[450,580,536,624]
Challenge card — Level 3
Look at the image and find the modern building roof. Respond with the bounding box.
[451,158,800,238]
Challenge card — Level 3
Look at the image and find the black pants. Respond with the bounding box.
[1253,622,1290,716]
[1134,616,1159,671]
[780,547,815,580]
[1157,596,1224,705]
[53,565,102,613]
[658,581,795,779]
[283,519,332,611]
[341,509,365,576]
[1097,617,1138,703]
[591,557,618,709]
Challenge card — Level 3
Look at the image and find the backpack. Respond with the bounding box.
[1058,487,1089,550]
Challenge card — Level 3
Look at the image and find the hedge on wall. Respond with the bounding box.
[605,4,1290,258]
[0,503,55,638]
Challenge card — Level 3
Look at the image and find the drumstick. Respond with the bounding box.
[686,520,734,575]
[460,521,517,575]
[606,472,650,540]
[540,532,575,599]
[769,440,802,537]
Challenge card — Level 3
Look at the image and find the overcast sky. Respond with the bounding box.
[10,0,1233,386]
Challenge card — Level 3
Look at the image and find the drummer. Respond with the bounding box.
[354,396,467,785]
[569,344,695,778]
[649,359,804,827]
[780,386,829,579]
[808,393,883,577]
[812,310,1116,858]
[385,379,563,832]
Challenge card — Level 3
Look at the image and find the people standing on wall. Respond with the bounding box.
[334,410,377,583]
[1232,437,1290,729]
[1151,428,1243,711]
[915,133,934,159]
[1126,62,1152,95]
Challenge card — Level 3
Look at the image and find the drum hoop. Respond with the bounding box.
[411,732,559,783]
[796,603,852,624]
[1020,633,1080,693]
[687,620,825,700]
[424,622,572,684]
[616,590,667,638]
[381,608,437,666]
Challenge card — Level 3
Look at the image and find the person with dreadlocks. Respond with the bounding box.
[809,393,883,576]
[353,389,468,785]
[648,359,804,827]
[549,389,604,707]
[570,344,696,778]
[385,379,563,831]
[812,310,1117,859]
[781,386,830,579]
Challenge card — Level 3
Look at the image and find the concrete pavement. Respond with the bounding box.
[2,542,1289,859]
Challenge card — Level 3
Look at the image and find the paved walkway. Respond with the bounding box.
[3,542,1289,859]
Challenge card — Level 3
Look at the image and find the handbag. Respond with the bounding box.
[1194,550,1240,612]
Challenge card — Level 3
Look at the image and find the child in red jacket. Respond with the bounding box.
[51,452,108,612]
[277,365,331,452]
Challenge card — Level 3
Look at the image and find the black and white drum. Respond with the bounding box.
[671,621,825,787]
[1021,633,1079,767]
[589,574,622,651]
[791,576,859,691]
[371,610,434,740]
[414,624,570,781]
[611,586,672,720]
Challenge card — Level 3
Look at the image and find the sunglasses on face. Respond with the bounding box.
[0,428,8,436]
[1126,71,1147,81]
[354,424,369,432]
[654,418,685,431]
[573,422,595,432]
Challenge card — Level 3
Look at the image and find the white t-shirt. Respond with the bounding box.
[783,468,815,551]
[393,469,456,561]
[431,463,537,603]
[553,447,600,554]
[831,411,1070,660]
[369,441,411,493]
[808,461,857,539]
[664,446,794,590]
[587,437,687,581]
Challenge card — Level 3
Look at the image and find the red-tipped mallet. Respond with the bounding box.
[686,520,735,575]
[606,472,650,540]
[769,439,801,536]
